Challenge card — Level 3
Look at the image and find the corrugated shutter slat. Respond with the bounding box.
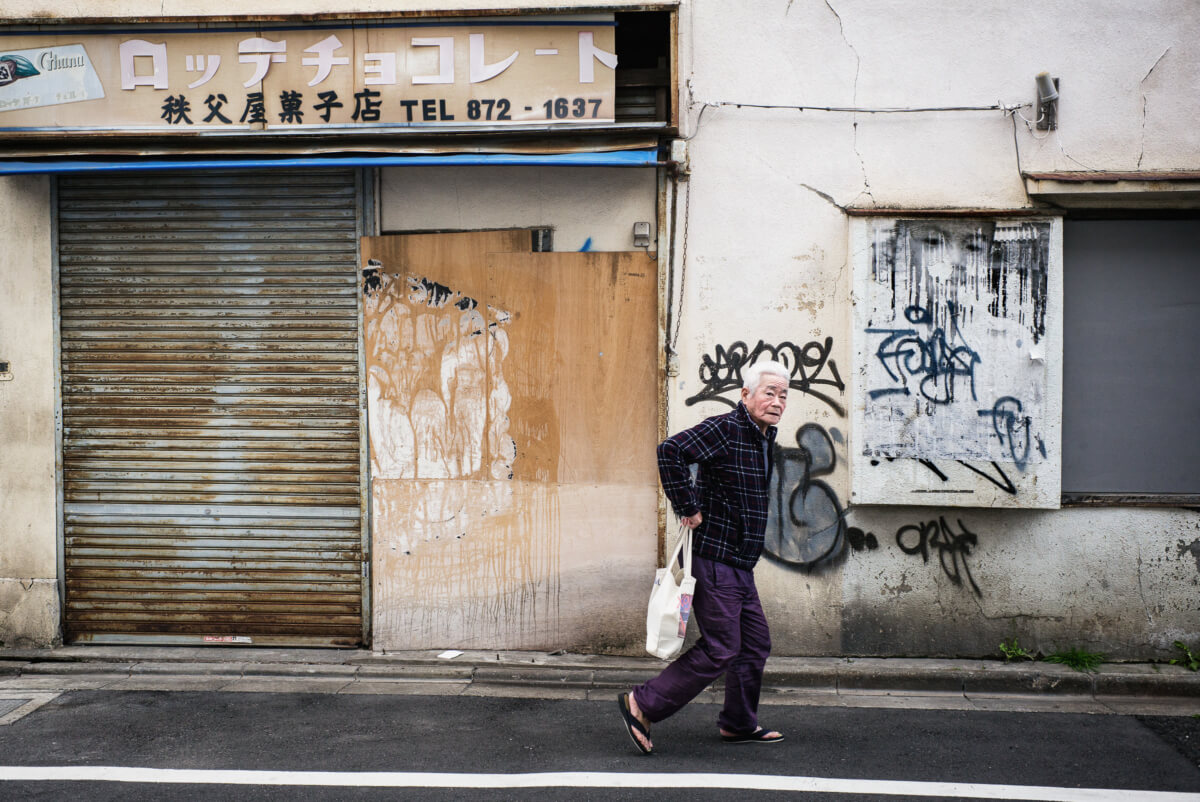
[59,169,364,646]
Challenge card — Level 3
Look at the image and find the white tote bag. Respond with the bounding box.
[645,523,696,660]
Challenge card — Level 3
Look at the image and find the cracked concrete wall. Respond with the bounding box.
[668,0,1200,659]
[759,507,1200,660]
[834,508,1200,659]
[0,176,60,648]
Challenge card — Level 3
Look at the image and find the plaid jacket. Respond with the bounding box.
[656,402,776,570]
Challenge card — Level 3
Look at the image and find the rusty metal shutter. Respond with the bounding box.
[57,169,365,647]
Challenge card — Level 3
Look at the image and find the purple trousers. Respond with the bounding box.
[632,554,771,735]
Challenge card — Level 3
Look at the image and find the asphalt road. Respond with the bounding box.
[0,691,1197,801]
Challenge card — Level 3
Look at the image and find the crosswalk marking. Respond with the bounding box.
[0,767,1197,800]
[0,694,60,726]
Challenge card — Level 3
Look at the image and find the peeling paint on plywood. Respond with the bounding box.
[372,479,560,647]
[363,266,515,481]
[372,480,657,650]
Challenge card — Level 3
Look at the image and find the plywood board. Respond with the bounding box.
[488,251,658,486]
[364,238,660,650]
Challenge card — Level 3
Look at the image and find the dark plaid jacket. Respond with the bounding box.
[656,402,776,570]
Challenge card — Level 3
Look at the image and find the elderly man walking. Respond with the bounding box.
[618,359,790,754]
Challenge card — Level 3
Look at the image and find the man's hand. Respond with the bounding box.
[681,512,703,529]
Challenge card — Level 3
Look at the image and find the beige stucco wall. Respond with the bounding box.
[0,175,59,647]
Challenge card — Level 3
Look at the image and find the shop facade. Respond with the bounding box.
[1,6,673,650]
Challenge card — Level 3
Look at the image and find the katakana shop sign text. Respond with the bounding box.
[0,20,617,133]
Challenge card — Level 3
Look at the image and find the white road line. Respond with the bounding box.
[0,768,1197,800]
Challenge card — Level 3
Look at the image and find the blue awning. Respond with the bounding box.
[0,149,660,175]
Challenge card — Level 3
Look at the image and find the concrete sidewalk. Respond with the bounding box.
[1,646,1197,716]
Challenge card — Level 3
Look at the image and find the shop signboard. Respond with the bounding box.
[0,18,617,135]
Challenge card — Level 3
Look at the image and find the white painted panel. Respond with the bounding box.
[850,217,1063,508]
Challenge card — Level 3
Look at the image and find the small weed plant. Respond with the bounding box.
[999,637,1035,662]
[1045,647,1105,673]
[1169,641,1200,671]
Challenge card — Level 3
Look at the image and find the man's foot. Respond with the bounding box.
[617,692,653,754]
[720,726,784,744]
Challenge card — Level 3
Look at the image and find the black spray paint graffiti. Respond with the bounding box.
[764,423,878,568]
[686,339,845,415]
[846,527,879,552]
[872,456,1019,496]
[919,458,1018,495]
[895,516,982,596]
[861,220,1053,469]
[1177,539,1200,574]
[762,437,985,591]
[866,303,980,405]
[363,261,480,312]
[760,427,999,588]
[362,260,383,295]
[977,396,1046,471]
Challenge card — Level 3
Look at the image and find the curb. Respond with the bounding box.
[0,647,1197,703]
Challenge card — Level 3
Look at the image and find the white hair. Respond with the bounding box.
[742,359,790,394]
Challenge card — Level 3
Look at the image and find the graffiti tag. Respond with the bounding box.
[895,515,982,596]
[686,338,845,415]
[846,526,879,552]
[977,396,1047,471]
[866,303,980,405]
[764,423,847,568]
[917,458,1018,496]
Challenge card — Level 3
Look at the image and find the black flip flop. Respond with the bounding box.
[721,727,785,744]
[617,693,653,755]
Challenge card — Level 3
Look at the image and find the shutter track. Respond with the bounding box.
[58,169,364,646]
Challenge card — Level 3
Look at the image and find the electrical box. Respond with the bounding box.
[633,222,652,249]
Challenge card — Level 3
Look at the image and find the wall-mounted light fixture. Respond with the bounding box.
[1036,72,1059,131]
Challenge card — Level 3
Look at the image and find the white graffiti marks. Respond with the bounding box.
[861,220,1051,464]
[363,265,515,481]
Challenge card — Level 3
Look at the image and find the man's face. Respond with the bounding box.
[742,375,788,431]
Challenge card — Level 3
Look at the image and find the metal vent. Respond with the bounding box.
[57,169,365,646]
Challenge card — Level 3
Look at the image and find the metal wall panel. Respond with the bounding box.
[57,169,364,646]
